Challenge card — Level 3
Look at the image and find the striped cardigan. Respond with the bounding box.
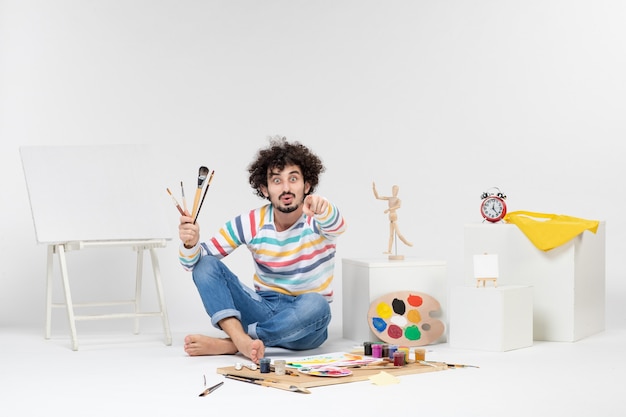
[179,202,346,301]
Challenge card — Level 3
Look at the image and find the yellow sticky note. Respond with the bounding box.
[368,371,400,385]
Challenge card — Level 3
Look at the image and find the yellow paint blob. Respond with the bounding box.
[375,302,393,319]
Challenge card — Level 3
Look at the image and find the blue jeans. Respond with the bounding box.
[191,255,331,350]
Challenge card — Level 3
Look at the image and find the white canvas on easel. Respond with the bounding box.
[21,144,173,243]
[473,253,499,287]
[20,144,174,350]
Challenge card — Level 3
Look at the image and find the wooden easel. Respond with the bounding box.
[476,277,498,288]
[21,144,173,350]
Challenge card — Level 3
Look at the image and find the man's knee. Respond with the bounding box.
[192,255,221,286]
[299,293,331,321]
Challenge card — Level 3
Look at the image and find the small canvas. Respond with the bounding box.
[473,253,499,279]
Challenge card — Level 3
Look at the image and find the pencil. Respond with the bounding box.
[199,381,224,397]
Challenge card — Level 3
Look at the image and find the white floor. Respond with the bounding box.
[2,323,625,417]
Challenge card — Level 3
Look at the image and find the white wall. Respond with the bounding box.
[2,0,625,337]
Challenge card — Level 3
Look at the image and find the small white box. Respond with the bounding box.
[449,285,533,351]
[464,222,605,342]
[341,257,447,343]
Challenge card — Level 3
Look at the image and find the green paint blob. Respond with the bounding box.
[404,325,422,341]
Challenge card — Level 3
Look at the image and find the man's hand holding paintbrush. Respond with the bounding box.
[166,189,196,247]
[176,166,213,248]
[179,213,199,249]
[175,165,214,249]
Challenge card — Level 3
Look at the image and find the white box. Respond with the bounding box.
[341,257,447,343]
[449,285,533,351]
[464,222,605,342]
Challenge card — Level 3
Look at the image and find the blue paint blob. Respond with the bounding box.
[372,317,388,332]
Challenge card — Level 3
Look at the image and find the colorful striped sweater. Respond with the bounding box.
[179,202,347,301]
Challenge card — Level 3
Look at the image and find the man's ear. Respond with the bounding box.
[304,182,311,195]
[260,185,269,198]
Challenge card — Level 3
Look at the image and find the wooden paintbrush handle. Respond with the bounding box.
[225,374,309,394]
[191,188,202,219]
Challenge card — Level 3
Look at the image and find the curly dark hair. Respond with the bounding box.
[248,136,325,199]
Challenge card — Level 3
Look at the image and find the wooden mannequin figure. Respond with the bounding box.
[373,182,413,260]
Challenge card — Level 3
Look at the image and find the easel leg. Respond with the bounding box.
[134,248,144,335]
[57,244,79,351]
[45,245,54,340]
[150,247,172,346]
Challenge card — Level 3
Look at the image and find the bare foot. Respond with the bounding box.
[184,334,266,363]
[246,339,265,363]
[184,334,238,356]
[231,334,265,363]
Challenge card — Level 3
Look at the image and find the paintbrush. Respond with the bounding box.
[190,166,209,220]
[193,170,214,224]
[180,181,188,213]
[421,361,479,368]
[166,188,186,216]
[224,374,311,394]
[445,363,480,368]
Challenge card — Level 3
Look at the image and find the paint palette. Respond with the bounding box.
[367,291,445,346]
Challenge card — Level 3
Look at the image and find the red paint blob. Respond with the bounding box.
[407,294,423,307]
[387,324,403,339]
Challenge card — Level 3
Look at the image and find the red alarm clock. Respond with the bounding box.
[480,187,507,223]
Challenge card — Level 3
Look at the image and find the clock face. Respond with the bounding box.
[481,196,506,222]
